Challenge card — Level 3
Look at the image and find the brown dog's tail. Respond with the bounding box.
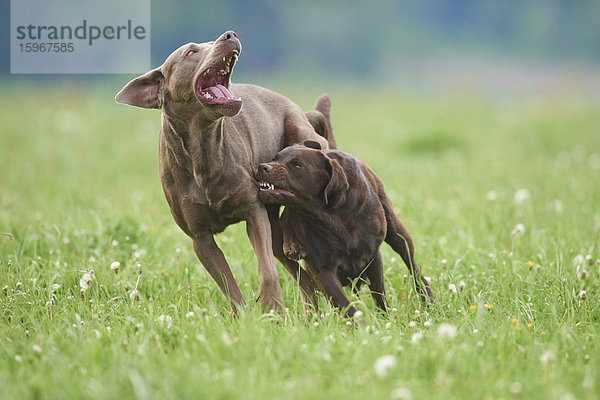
[380,193,434,304]
[305,94,338,150]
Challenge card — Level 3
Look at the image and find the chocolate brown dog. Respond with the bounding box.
[115,31,335,312]
[256,141,434,316]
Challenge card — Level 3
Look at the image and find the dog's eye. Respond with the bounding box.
[185,49,197,58]
[293,163,302,169]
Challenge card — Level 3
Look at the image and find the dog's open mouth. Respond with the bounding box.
[258,181,295,198]
[194,50,242,107]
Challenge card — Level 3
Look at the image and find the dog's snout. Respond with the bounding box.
[220,31,238,42]
[259,163,273,174]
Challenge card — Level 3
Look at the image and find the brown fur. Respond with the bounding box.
[115,31,336,313]
[256,141,434,317]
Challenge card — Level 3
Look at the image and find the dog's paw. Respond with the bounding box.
[284,241,305,261]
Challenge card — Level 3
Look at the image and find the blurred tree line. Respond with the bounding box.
[2,0,599,79]
[151,0,600,79]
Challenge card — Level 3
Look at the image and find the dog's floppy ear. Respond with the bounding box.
[303,140,322,150]
[323,155,349,205]
[115,68,165,109]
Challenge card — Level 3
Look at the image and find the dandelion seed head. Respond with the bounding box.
[129,290,139,301]
[391,387,413,400]
[79,272,94,291]
[512,223,525,236]
[437,323,457,339]
[411,332,423,344]
[514,188,530,204]
[373,354,397,378]
[110,261,120,274]
[448,283,457,296]
[540,350,556,366]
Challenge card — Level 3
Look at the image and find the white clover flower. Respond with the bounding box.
[353,310,363,319]
[157,315,173,329]
[448,283,457,296]
[408,321,417,328]
[514,188,530,204]
[32,344,42,354]
[437,323,457,339]
[110,261,120,274]
[573,255,584,267]
[391,387,413,400]
[540,350,556,366]
[512,223,525,236]
[79,272,94,291]
[459,280,466,291]
[51,283,61,293]
[186,311,195,319]
[486,190,497,201]
[411,332,423,344]
[423,320,433,329]
[373,354,397,378]
[129,290,139,301]
[554,199,564,213]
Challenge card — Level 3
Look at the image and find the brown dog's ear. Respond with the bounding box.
[323,156,349,205]
[115,68,165,109]
[303,140,322,150]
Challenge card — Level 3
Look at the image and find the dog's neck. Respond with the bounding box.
[162,111,227,180]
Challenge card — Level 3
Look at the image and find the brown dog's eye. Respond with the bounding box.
[293,163,302,169]
[185,49,197,58]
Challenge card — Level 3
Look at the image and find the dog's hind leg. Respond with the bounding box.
[365,251,388,311]
[304,94,338,150]
[380,197,434,304]
[266,205,319,314]
[193,233,246,313]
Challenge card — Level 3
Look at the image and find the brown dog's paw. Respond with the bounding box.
[284,241,305,261]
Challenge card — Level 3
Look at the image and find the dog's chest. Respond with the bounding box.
[185,177,254,221]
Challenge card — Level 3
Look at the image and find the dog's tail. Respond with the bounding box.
[305,94,338,150]
[380,192,434,304]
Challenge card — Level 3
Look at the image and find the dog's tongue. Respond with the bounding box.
[207,84,234,100]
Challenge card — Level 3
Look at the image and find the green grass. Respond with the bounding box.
[1,84,599,399]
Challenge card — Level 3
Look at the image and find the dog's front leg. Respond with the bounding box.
[267,205,318,314]
[193,232,246,312]
[246,206,284,311]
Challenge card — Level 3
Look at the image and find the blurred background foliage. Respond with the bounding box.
[1,0,599,97]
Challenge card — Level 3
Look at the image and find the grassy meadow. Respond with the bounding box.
[1,83,599,399]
